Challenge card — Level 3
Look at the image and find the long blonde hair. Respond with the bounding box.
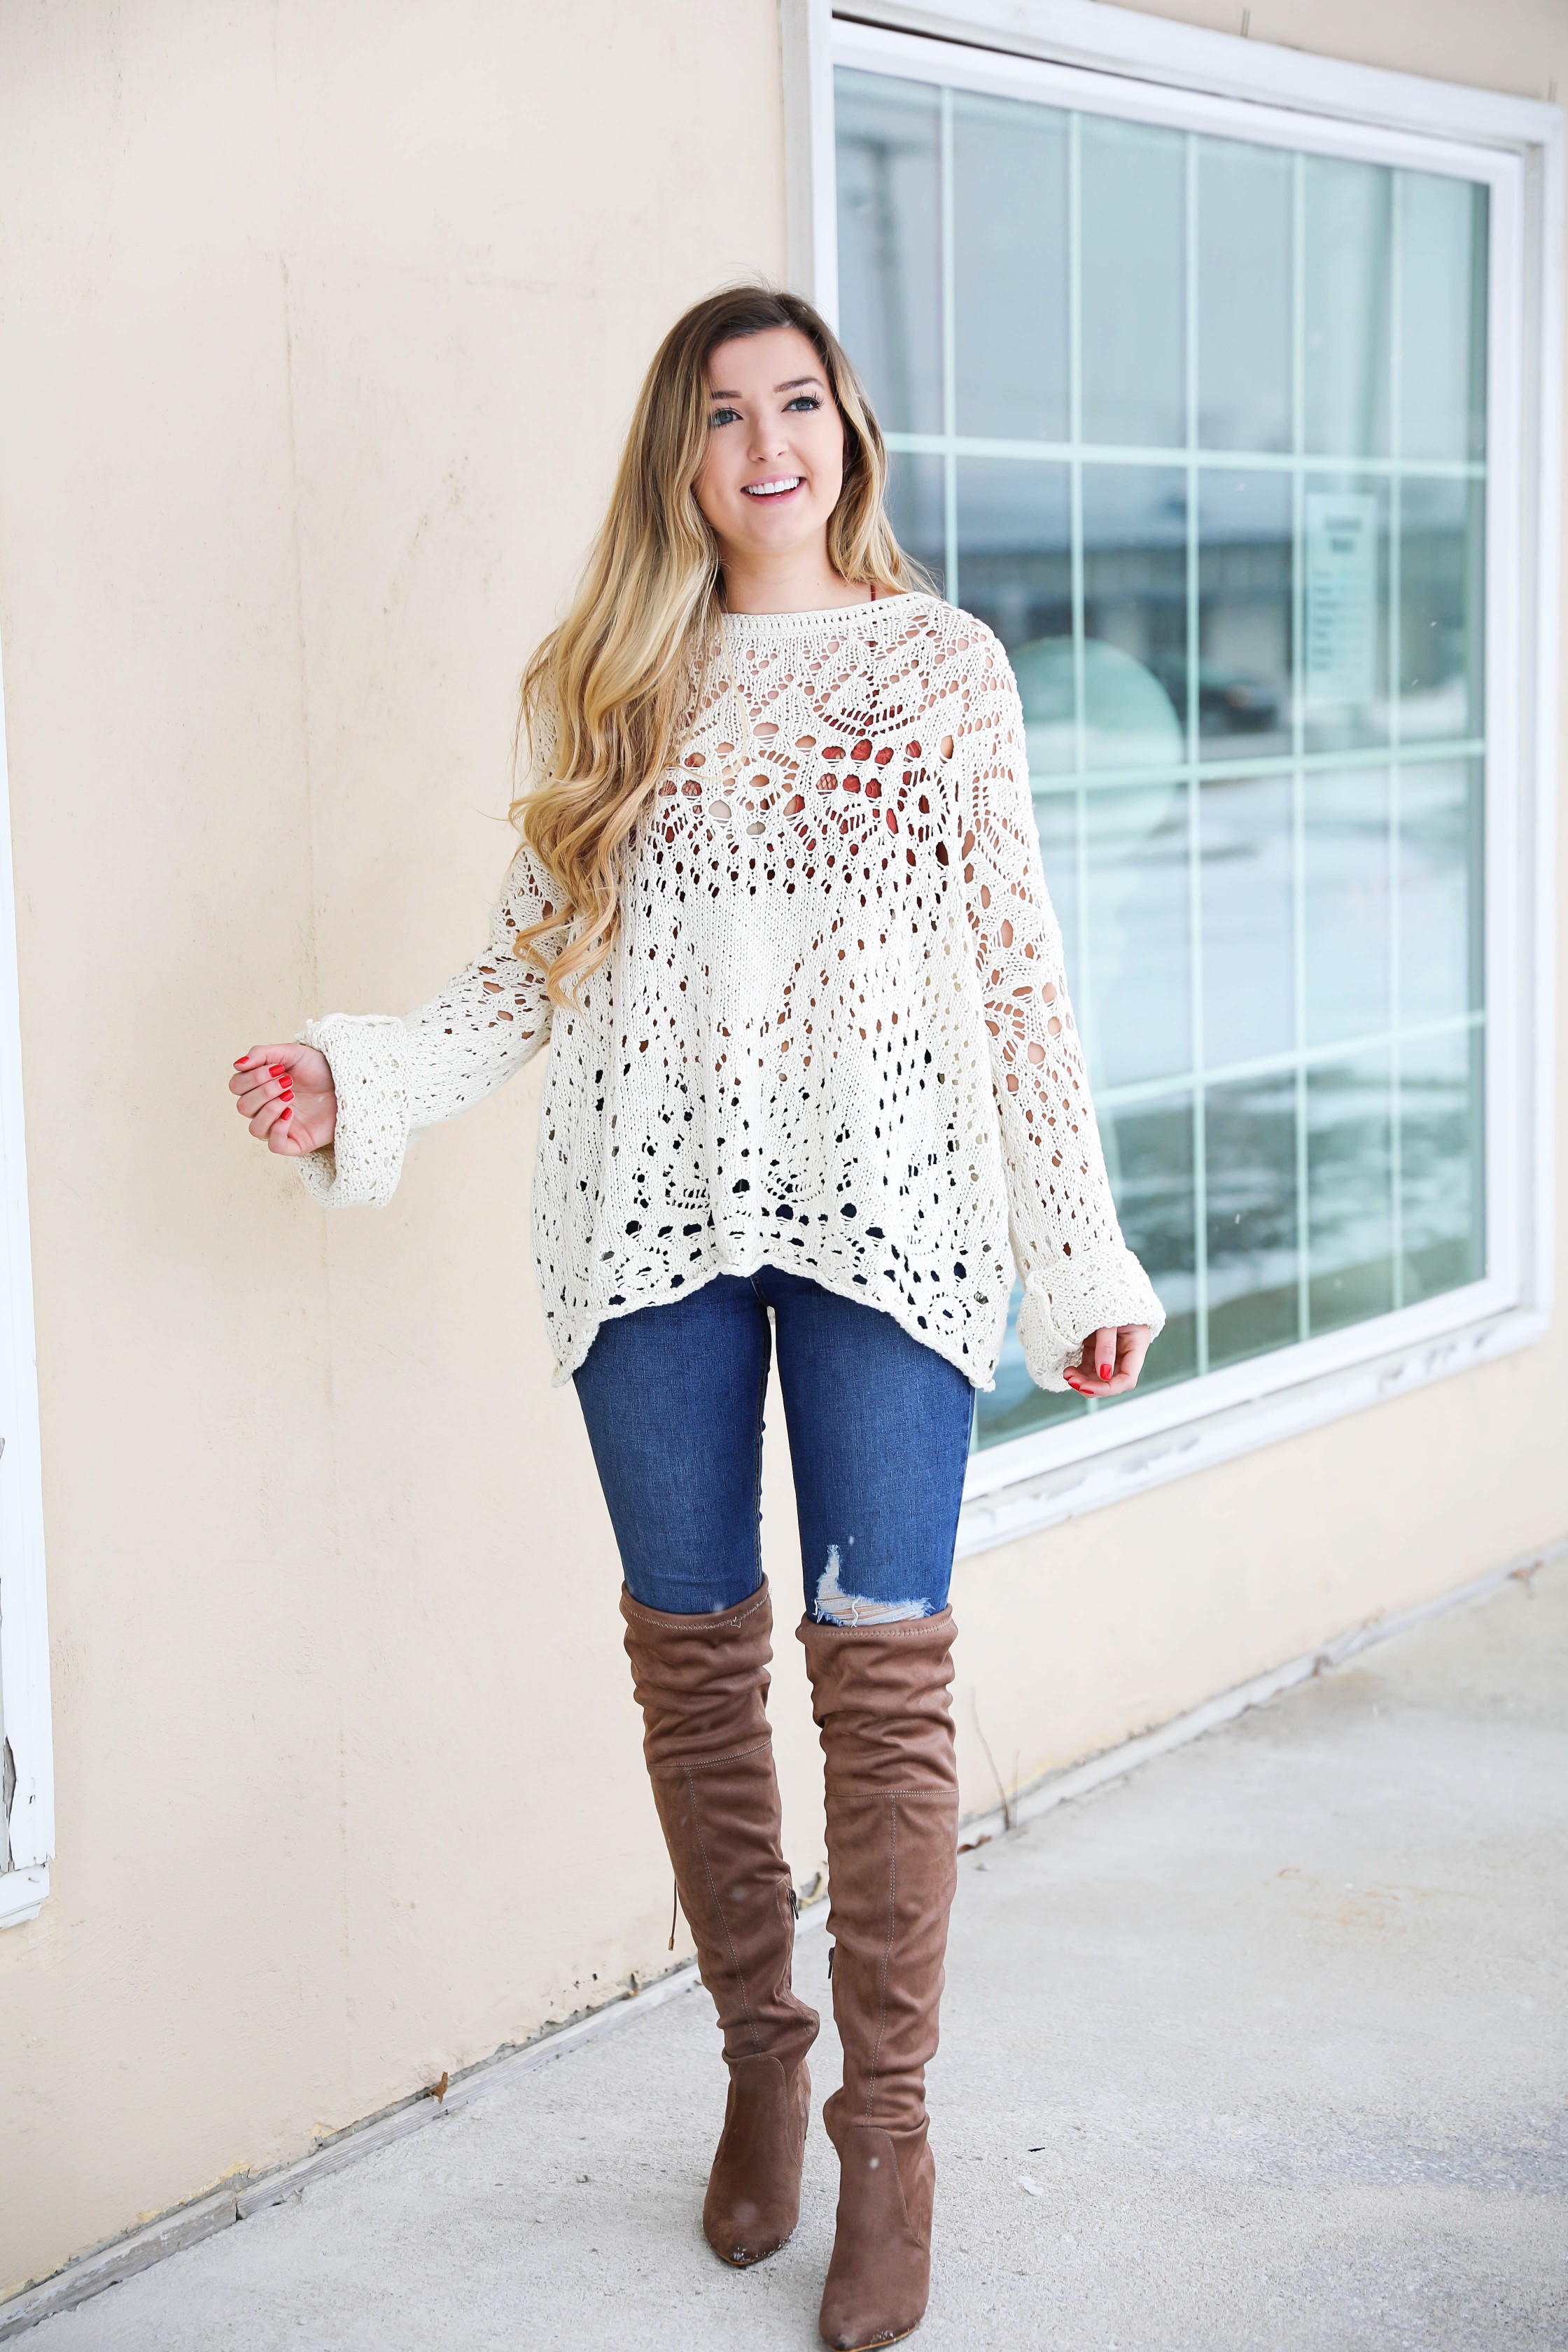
[511,285,918,1004]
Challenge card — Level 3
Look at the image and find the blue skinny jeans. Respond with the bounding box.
[572,1266,974,1623]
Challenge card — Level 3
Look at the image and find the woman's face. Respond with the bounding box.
[693,325,847,565]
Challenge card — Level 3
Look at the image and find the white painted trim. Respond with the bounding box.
[958,1303,1547,1554]
[1483,150,1527,1313]
[802,4,1564,1549]
[828,0,1561,148]
[0,1863,47,1931]
[0,637,54,1899]
[834,19,1527,183]
[5,1534,1556,2339]
[781,0,839,313]
[962,1277,1518,1504]
[1524,127,1564,1323]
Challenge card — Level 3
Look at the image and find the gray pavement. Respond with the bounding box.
[37,1562,1568,2351]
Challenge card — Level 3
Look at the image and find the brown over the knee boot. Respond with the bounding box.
[621,1578,819,2267]
[798,1610,960,2351]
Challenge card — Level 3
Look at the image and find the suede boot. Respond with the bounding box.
[621,1579,819,2266]
[798,1609,960,2350]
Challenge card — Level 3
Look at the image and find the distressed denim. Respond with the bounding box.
[573,1266,974,1622]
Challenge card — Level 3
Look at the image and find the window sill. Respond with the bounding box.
[957,1299,1548,1556]
[0,1864,49,1931]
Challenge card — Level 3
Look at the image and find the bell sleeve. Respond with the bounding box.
[958,634,1166,1389]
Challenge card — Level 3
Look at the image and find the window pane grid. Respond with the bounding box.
[1184,130,1210,1372]
[1091,1007,1485,1110]
[1290,148,1310,1350]
[833,66,1488,1448]
[1388,169,1406,1310]
[888,437,1483,477]
[1023,737,1487,793]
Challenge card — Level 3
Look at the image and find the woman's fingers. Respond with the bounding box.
[230,1049,298,1109]
[232,1044,300,1083]
[230,1042,335,1093]
[1065,1322,1154,1398]
[267,1107,312,1154]
[1065,1325,1116,1396]
[1107,1327,1152,1393]
[247,1092,294,1142]
[229,1039,334,1158]
[232,1068,295,1117]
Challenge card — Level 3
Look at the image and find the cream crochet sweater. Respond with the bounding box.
[297,592,1164,1391]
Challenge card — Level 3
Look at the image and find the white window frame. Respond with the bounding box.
[0,648,52,1928]
[782,0,1562,1553]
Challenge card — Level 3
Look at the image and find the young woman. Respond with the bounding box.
[229,286,1163,2351]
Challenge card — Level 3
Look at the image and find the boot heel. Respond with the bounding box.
[703,2052,811,2265]
[798,1611,960,2351]
[620,1581,820,2270]
[818,2121,934,2348]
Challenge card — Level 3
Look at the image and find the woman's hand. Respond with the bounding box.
[229,1042,336,1156]
[1065,1324,1152,1399]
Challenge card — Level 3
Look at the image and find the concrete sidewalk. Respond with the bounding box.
[36,1562,1568,2351]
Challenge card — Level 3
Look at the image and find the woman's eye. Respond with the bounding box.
[708,406,740,429]
[785,395,822,412]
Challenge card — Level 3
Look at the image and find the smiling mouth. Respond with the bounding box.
[741,476,804,498]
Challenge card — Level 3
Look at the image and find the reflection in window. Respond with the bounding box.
[1201,776,1294,1067]
[1399,762,1483,1024]
[1205,1071,1299,1368]
[1080,116,1186,448]
[1308,1050,1396,1334]
[1304,158,1393,458]
[886,449,946,597]
[1302,768,1392,1049]
[1083,468,1189,756]
[1399,174,1488,462]
[1304,477,1392,755]
[1400,1026,1484,1303]
[1199,472,1293,760]
[953,91,1069,441]
[1199,140,1292,454]
[836,74,942,436]
[1086,785,1191,1093]
[835,69,1489,1449]
[1400,478,1484,740]
[955,459,1070,669]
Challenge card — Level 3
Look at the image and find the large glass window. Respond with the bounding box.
[835,66,1490,1453]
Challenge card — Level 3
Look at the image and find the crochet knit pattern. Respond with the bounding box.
[297,593,1164,1391]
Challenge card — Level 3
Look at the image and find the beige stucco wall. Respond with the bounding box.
[1,0,1563,2297]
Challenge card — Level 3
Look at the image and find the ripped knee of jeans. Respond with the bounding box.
[813,1542,932,1628]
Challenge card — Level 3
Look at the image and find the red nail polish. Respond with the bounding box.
[1098,1363,1112,1380]
[269,1063,287,1076]
[233,1057,249,1069]
[279,1107,291,1120]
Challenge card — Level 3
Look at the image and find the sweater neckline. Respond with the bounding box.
[718,589,934,643]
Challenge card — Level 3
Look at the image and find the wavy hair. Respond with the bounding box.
[510,285,919,1004]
